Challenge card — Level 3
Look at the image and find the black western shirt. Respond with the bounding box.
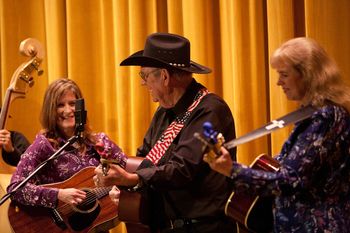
[135,79,236,229]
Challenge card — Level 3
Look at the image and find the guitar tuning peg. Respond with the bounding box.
[202,121,218,144]
[203,121,213,131]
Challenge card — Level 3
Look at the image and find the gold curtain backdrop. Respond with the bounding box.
[1,0,350,232]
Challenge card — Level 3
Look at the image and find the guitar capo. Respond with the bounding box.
[95,141,120,176]
[100,158,121,176]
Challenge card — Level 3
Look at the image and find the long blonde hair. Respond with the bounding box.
[40,78,95,147]
[270,37,350,112]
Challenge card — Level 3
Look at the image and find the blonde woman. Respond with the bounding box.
[206,38,350,232]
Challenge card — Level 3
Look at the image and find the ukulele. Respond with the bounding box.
[0,38,44,174]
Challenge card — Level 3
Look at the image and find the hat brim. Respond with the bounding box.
[120,50,211,74]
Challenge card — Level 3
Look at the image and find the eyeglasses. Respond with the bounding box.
[139,69,160,82]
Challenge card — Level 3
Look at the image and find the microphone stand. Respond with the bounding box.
[0,134,80,206]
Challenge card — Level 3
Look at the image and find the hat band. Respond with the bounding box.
[169,62,187,67]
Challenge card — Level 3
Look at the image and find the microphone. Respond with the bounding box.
[74,98,87,137]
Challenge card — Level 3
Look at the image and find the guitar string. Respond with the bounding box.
[57,186,111,213]
[56,186,113,214]
[57,187,110,214]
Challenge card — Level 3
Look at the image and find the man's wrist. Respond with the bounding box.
[129,175,144,192]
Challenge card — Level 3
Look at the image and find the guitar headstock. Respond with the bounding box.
[194,121,225,162]
[8,38,44,99]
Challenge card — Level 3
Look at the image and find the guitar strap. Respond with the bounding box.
[224,105,317,149]
[146,88,209,165]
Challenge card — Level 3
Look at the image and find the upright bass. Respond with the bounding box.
[0,38,44,174]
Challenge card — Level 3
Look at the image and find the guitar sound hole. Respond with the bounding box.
[68,189,101,231]
[75,189,98,213]
[68,205,101,231]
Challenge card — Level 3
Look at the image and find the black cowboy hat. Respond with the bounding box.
[120,32,211,74]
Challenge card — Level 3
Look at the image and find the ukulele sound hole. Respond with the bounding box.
[74,189,98,213]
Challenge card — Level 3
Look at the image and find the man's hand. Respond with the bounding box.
[94,164,139,187]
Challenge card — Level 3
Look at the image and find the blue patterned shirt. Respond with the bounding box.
[230,104,350,232]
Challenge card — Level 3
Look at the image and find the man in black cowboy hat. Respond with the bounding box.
[95,32,236,233]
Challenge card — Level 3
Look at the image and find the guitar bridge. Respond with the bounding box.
[50,208,67,230]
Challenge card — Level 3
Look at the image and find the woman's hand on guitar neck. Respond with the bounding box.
[94,164,139,187]
[204,147,233,177]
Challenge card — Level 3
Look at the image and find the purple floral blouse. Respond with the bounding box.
[229,104,350,232]
[7,133,127,208]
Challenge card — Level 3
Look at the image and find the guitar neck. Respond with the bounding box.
[224,105,316,149]
[93,186,112,199]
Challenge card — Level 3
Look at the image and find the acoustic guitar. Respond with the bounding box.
[0,38,44,174]
[8,166,119,233]
[195,107,316,232]
[225,154,280,233]
[100,156,151,233]
[195,128,278,233]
